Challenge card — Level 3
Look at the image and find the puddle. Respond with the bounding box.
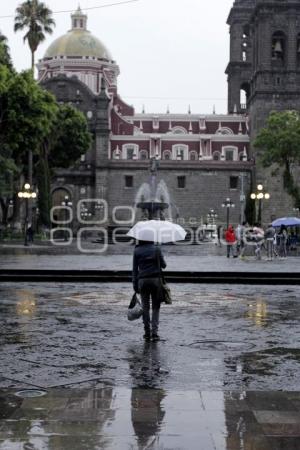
[187,340,255,351]
[15,389,47,398]
[261,347,300,361]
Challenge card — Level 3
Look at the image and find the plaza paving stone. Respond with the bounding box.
[0,241,299,272]
[0,280,300,448]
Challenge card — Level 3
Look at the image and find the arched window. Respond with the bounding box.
[213,151,220,161]
[172,144,189,160]
[52,188,73,223]
[162,150,172,160]
[272,31,285,64]
[240,82,250,111]
[122,144,139,160]
[189,151,197,161]
[216,127,233,135]
[222,146,238,161]
[171,126,187,134]
[139,150,148,160]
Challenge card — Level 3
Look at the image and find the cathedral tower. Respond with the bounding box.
[247,0,300,136]
[227,0,300,219]
[226,0,255,115]
[227,0,300,132]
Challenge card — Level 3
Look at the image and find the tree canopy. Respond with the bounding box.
[48,104,92,169]
[0,35,92,227]
[0,32,13,71]
[254,110,300,206]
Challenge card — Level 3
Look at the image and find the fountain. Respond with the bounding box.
[135,158,171,220]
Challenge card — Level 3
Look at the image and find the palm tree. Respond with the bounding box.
[14,0,55,73]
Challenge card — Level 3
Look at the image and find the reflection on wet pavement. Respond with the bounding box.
[0,388,300,449]
[0,282,300,448]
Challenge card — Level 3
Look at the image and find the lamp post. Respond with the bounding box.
[293,207,300,217]
[61,195,72,241]
[250,184,270,225]
[18,183,37,246]
[80,205,92,221]
[239,173,247,224]
[95,201,104,220]
[222,198,235,229]
[207,209,218,238]
[207,209,218,226]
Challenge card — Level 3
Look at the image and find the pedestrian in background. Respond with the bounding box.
[26,225,34,244]
[278,225,288,258]
[217,225,222,247]
[253,224,264,260]
[225,225,237,258]
[265,223,275,260]
[236,221,247,259]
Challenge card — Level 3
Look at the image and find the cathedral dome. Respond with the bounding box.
[44,7,113,61]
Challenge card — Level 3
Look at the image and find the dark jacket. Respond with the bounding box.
[133,243,167,292]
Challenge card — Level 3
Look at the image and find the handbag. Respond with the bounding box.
[127,293,143,321]
[156,248,172,304]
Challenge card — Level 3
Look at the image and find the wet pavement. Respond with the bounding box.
[1,388,300,450]
[0,282,300,448]
[0,244,299,272]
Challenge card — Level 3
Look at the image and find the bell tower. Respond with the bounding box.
[247,0,300,137]
[226,0,255,114]
[226,0,300,219]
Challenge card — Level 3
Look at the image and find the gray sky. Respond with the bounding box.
[0,0,234,114]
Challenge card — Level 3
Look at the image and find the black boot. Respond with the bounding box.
[152,333,160,342]
[143,329,151,341]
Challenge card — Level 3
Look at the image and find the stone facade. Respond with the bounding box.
[226,0,300,218]
[40,7,253,231]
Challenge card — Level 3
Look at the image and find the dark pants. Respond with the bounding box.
[226,243,235,257]
[138,278,161,334]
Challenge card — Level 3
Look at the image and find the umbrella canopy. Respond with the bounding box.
[271,217,300,227]
[127,220,187,243]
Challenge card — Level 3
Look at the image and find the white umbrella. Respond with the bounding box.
[127,220,186,243]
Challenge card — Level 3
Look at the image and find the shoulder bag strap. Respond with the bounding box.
[156,247,165,283]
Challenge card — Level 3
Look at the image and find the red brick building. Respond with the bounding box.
[38,7,252,231]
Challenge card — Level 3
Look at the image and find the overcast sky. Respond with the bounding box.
[0,0,235,114]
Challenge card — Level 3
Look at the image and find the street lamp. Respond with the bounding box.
[222,198,235,229]
[18,183,37,246]
[80,206,92,220]
[61,195,72,241]
[94,201,105,219]
[250,184,270,224]
[293,207,300,216]
[207,209,218,225]
[207,209,218,238]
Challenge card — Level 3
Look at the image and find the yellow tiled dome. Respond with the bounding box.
[44,7,112,60]
[44,29,112,60]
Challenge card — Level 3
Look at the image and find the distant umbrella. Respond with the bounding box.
[127,220,186,243]
[271,217,300,227]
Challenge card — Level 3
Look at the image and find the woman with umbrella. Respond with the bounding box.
[132,240,166,342]
[128,220,186,342]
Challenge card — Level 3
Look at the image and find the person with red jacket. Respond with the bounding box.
[225,225,237,258]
